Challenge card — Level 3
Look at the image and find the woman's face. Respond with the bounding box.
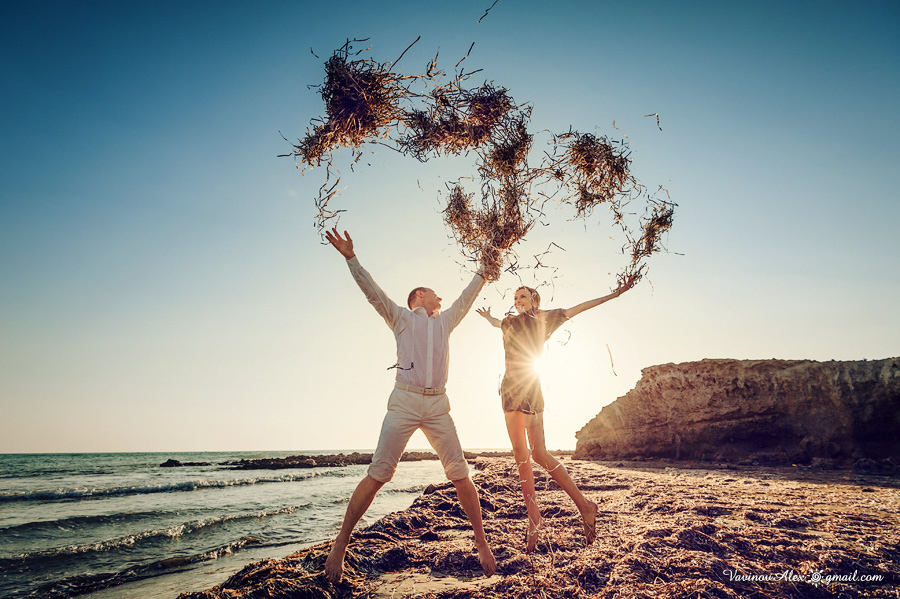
[514,288,535,313]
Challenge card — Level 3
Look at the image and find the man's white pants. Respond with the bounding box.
[367,388,469,482]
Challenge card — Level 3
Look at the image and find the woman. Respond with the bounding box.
[476,278,635,552]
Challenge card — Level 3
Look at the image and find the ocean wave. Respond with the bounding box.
[383,484,428,494]
[0,505,306,565]
[0,510,162,537]
[0,471,331,503]
[326,483,425,507]
[16,536,268,599]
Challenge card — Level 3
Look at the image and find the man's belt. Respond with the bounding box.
[395,382,446,396]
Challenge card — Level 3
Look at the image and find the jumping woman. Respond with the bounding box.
[476,277,635,552]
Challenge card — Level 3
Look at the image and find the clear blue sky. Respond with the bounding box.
[2,0,898,453]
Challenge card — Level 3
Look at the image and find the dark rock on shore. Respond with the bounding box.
[218,450,528,471]
[575,357,900,466]
[220,451,442,470]
[223,452,375,470]
[159,459,212,467]
[160,451,560,471]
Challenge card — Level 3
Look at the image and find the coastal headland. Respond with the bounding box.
[575,357,900,468]
[179,456,899,599]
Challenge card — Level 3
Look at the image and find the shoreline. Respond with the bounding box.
[179,456,900,599]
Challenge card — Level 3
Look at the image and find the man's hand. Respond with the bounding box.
[325,227,355,260]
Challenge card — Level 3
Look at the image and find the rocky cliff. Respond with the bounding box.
[574,357,900,466]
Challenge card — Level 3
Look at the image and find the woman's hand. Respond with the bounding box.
[476,306,502,327]
[615,272,639,296]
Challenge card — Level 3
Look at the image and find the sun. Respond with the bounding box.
[529,334,622,426]
[531,352,551,381]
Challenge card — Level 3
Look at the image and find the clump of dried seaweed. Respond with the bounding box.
[533,129,677,287]
[284,39,430,233]
[291,39,416,167]
[399,82,516,160]
[544,131,633,218]
[608,194,677,287]
[438,104,541,281]
[477,110,532,179]
[443,180,536,281]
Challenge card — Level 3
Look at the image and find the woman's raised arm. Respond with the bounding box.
[476,307,503,328]
[563,273,638,319]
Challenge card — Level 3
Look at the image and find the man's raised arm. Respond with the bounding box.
[443,266,487,331]
[325,227,401,328]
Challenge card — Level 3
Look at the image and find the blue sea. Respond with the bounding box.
[0,451,451,599]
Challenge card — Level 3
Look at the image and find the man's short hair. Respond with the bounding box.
[407,287,428,309]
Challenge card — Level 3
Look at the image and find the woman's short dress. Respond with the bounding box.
[499,309,569,413]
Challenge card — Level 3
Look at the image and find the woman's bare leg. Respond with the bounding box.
[526,413,598,544]
[504,411,542,551]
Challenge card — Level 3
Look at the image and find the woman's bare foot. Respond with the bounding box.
[476,541,497,577]
[581,501,598,545]
[525,517,543,554]
[324,542,346,584]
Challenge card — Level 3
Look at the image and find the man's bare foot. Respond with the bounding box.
[476,541,497,577]
[324,542,346,584]
[581,501,598,545]
[525,517,543,554]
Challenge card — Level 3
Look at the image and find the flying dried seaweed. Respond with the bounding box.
[543,131,633,218]
[442,181,534,282]
[286,40,677,285]
[291,39,415,167]
[399,83,516,161]
[616,195,677,286]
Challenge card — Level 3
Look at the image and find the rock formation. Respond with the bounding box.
[159,459,212,467]
[574,357,900,466]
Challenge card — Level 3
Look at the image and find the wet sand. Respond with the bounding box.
[179,457,899,598]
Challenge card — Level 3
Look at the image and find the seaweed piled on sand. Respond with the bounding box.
[180,458,899,599]
[286,40,677,284]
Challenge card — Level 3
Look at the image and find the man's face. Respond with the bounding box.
[421,288,442,313]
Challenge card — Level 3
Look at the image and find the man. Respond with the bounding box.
[322,227,497,583]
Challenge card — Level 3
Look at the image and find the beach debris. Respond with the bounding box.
[285,40,677,284]
[178,458,900,599]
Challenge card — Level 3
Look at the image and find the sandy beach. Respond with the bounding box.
[179,456,899,599]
